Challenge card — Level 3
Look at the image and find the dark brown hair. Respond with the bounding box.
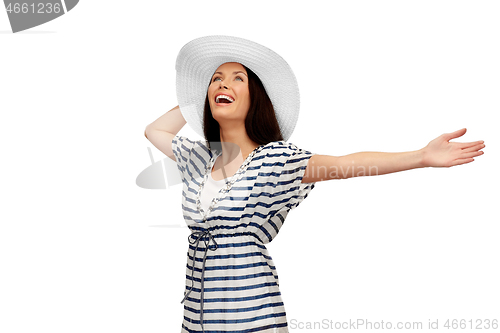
[203,64,283,151]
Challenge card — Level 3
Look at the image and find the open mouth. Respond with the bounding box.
[215,95,234,104]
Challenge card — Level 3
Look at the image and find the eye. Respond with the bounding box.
[212,76,244,83]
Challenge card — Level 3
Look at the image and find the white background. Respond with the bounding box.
[1,1,498,332]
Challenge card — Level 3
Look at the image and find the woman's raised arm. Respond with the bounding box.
[302,128,485,183]
[145,105,187,161]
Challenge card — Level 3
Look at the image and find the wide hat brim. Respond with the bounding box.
[175,35,300,142]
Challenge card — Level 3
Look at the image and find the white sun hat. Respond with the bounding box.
[175,35,300,142]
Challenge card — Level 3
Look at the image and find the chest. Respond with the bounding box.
[211,155,244,181]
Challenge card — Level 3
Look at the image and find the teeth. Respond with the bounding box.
[216,95,234,103]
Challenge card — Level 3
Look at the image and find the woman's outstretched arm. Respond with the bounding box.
[302,128,485,183]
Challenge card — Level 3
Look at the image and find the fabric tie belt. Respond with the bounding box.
[180,229,219,332]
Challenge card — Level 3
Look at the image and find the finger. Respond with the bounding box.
[462,143,485,153]
[458,140,485,149]
[443,128,467,141]
[451,158,474,166]
[460,150,484,159]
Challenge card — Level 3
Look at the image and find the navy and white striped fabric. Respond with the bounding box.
[172,135,317,333]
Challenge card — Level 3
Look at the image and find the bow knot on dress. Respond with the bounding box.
[181,229,219,332]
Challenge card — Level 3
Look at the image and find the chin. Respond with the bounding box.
[211,108,245,124]
[211,105,233,116]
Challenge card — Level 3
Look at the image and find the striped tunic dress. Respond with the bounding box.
[172,135,317,333]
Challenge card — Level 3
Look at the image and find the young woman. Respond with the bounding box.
[145,36,485,333]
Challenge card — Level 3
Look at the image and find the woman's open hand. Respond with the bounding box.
[421,128,485,168]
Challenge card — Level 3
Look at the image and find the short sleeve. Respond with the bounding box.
[277,142,317,210]
[171,135,209,184]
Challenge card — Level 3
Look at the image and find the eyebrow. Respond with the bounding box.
[212,71,248,77]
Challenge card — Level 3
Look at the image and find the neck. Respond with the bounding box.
[218,123,259,165]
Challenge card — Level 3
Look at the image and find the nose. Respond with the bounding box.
[219,80,228,90]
